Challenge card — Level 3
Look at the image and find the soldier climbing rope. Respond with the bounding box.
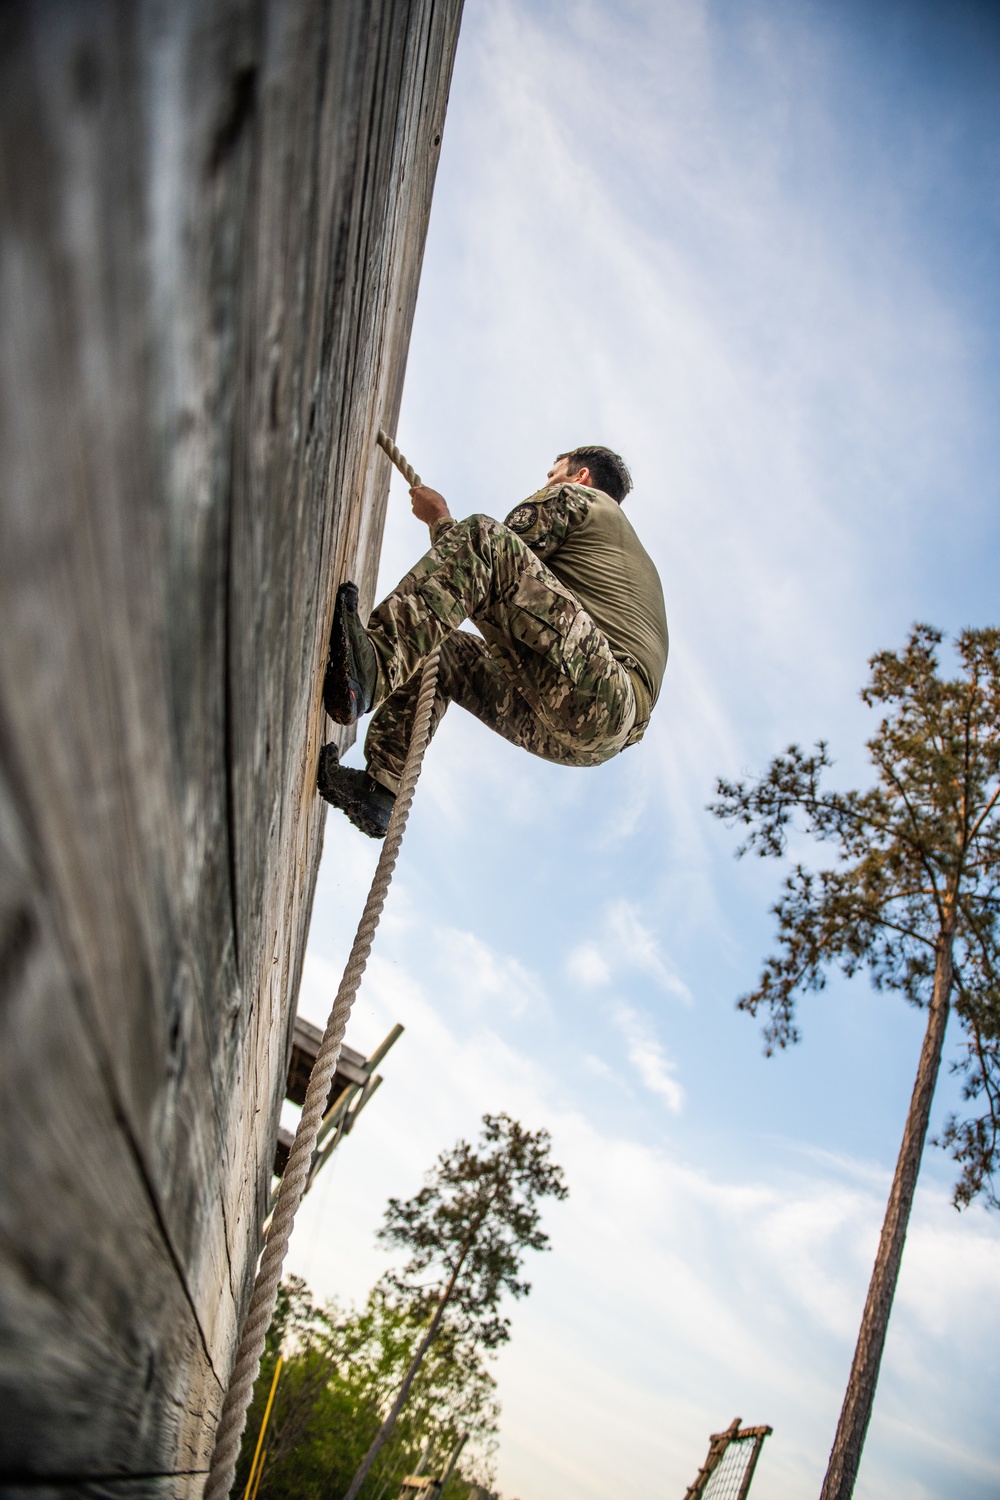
[315,432,667,842]
[203,431,438,1500]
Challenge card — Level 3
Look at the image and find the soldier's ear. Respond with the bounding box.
[573,466,592,487]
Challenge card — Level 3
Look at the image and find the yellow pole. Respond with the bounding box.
[242,1355,283,1500]
[250,1449,268,1500]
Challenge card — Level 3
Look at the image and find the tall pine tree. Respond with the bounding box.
[343,1113,567,1500]
[711,625,1000,1500]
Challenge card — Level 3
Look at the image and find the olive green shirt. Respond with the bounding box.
[503,483,668,721]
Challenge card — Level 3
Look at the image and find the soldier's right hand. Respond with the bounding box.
[409,485,451,529]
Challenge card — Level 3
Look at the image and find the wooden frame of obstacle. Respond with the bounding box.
[683,1418,773,1500]
[396,1432,469,1500]
[270,1021,404,1202]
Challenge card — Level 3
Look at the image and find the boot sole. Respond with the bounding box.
[316,748,392,840]
[324,582,363,725]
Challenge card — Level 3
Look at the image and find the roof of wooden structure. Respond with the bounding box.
[272,1021,403,1179]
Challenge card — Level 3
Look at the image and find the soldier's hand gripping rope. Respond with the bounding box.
[318,430,448,836]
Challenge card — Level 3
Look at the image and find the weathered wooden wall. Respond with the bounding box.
[0,0,462,1491]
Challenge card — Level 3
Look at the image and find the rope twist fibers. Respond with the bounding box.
[376,427,421,487]
[204,433,438,1499]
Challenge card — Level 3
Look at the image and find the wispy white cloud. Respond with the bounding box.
[612,999,685,1113]
[607,899,694,1001]
[565,942,612,988]
[436,926,548,1018]
[565,898,692,1002]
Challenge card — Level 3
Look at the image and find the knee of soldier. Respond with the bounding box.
[458,512,522,568]
[458,512,502,547]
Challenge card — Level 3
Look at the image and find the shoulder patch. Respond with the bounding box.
[506,502,538,534]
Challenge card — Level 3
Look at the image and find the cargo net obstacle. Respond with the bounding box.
[683,1419,772,1500]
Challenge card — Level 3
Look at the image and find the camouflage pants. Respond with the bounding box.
[364,513,638,793]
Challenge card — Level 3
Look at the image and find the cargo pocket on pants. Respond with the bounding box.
[415,572,468,630]
[508,574,579,661]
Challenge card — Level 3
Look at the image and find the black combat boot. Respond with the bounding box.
[324,581,379,726]
[317,743,395,839]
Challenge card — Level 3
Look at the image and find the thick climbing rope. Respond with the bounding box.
[376,426,420,486]
[204,433,438,1500]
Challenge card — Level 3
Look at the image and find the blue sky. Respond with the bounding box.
[287,3,1000,1496]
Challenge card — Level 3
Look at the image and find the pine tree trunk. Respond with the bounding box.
[819,936,954,1500]
[342,1259,465,1500]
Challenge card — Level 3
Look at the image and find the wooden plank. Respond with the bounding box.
[286,1017,368,1104]
[0,768,216,1481]
[0,0,463,1486]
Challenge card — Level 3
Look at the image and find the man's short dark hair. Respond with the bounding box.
[557,445,633,504]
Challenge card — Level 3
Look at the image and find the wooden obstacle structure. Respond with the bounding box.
[396,1433,469,1500]
[683,1418,772,1500]
[271,1020,403,1184]
[0,0,463,1489]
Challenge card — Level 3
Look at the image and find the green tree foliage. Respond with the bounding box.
[712,625,1000,1204]
[710,624,1000,1499]
[344,1113,568,1500]
[379,1112,569,1344]
[234,1277,499,1500]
